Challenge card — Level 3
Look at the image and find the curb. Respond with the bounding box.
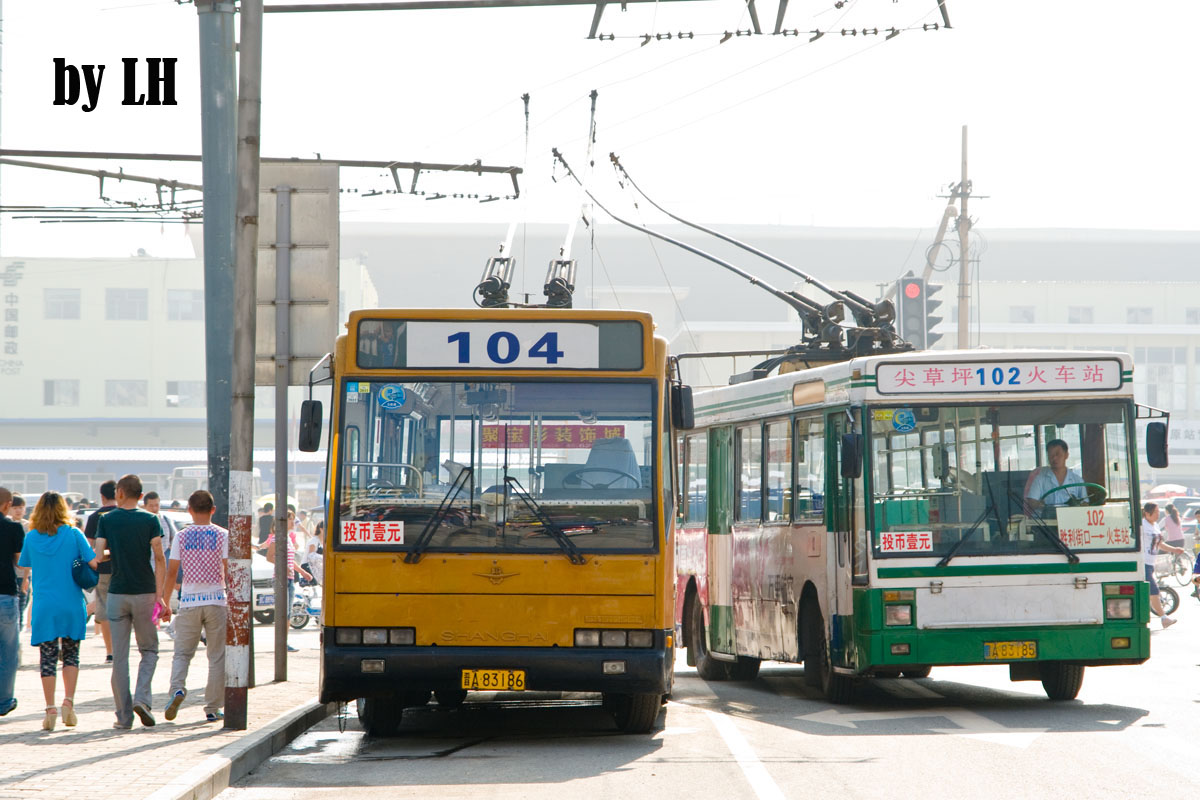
[144,700,338,800]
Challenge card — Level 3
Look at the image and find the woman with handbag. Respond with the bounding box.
[18,492,98,730]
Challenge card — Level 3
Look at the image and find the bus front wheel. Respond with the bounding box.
[801,601,854,704]
[687,593,732,681]
[606,692,662,733]
[1040,663,1084,701]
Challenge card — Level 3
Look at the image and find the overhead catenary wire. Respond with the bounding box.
[552,147,825,320]
[609,152,877,318]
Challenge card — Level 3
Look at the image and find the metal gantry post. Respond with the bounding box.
[956,124,971,349]
[274,185,293,682]
[226,0,264,730]
[196,0,237,527]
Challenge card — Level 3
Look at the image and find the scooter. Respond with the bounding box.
[289,582,321,630]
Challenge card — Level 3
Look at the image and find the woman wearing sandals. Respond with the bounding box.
[18,492,98,730]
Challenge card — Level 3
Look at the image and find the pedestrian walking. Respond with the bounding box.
[0,487,24,718]
[83,479,118,663]
[17,491,98,730]
[265,510,311,652]
[161,490,228,723]
[256,503,274,550]
[305,521,325,587]
[94,474,170,729]
[8,495,31,632]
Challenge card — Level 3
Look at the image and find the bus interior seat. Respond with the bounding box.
[578,437,642,489]
[982,470,1033,520]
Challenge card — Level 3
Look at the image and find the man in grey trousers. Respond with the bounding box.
[94,474,170,729]
[161,489,228,723]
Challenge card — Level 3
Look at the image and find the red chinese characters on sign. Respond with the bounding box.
[875,359,1121,394]
[481,425,625,449]
[342,519,404,545]
[879,531,934,553]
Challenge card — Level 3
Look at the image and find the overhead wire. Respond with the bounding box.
[615,4,944,151]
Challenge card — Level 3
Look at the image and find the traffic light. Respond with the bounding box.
[924,282,944,348]
[897,276,928,349]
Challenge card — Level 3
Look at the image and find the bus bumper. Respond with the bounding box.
[319,638,675,703]
[858,621,1151,671]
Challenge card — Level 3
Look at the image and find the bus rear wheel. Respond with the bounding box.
[1040,663,1084,701]
[356,696,404,736]
[435,689,467,709]
[687,593,732,681]
[606,692,662,733]
[729,656,761,681]
[801,601,854,704]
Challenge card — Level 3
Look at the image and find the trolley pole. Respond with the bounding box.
[226,0,263,730]
[955,124,971,349]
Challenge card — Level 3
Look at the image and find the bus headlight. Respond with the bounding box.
[335,628,362,645]
[362,628,388,645]
[885,605,913,626]
[1105,598,1133,619]
[575,629,601,647]
[600,630,628,647]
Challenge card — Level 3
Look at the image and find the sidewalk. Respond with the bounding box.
[0,621,331,800]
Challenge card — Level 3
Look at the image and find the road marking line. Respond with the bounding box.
[703,709,786,800]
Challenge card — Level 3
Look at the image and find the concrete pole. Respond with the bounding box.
[274,185,293,682]
[196,1,236,525]
[956,124,970,349]
[226,0,263,730]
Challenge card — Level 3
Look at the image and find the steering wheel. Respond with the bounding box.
[562,466,640,490]
[1040,482,1108,507]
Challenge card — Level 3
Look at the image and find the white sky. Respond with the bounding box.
[1,0,1198,257]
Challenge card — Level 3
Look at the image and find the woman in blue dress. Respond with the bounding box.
[18,492,97,730]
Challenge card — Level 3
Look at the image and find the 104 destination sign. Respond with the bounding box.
[875,358,1123,395]
[407,321,600,369]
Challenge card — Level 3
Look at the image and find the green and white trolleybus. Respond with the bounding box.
[675,348,1168,701]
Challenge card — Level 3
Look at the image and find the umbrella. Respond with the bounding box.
[257,493,299,510]
[1146,484,1190,498]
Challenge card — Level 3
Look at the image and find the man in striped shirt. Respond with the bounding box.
[264,510,312,652]
[161,490,228,722]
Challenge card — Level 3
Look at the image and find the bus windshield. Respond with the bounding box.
[869,402,1136,558]
[337,379,657,554]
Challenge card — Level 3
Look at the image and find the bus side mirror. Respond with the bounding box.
[1146,421,1169,468]
[298,400,323,452]
[671,384,695,431]
[840,433,863,479]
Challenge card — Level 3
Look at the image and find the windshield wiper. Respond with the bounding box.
[935,509,991,568]
[1028,513,1080,564]
[405,466,473,564]
[504,476,586,565]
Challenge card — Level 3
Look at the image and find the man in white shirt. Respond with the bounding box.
[161,490,228,722]
[1025,439,1087,513]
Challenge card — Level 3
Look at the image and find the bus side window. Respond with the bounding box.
[793,416,825,523]
[735,425,763,523]
[765,420,791,522]
[685,432,708,524]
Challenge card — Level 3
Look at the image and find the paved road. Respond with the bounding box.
[220,594,1200,800]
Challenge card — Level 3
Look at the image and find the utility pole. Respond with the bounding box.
[226,0,263,731]
[196,0,236,529]
[955,124,971,349]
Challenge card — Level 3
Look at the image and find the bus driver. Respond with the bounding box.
[1024,438,1087,512]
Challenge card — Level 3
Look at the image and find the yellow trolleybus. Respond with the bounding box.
[304,308,688,734]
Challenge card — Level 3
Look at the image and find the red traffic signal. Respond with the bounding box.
[903,281,922,300]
